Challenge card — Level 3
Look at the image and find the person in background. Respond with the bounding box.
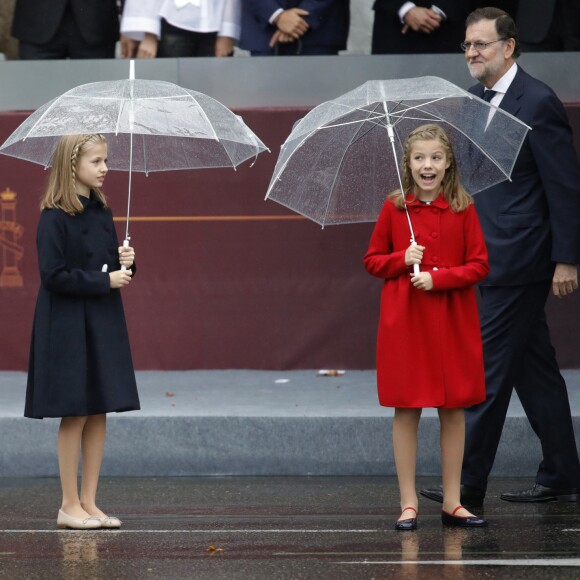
[364,124,489,530]
[120,0,240,58]
[240,0,350,56]
[420,6,580,509]
[516,0,580,51]
[371,1,477,54]
[11,0,120,59]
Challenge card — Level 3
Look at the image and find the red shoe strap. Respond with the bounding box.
[451,505,463,516]
[401,506,417,515]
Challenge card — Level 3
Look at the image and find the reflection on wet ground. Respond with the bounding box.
[1,476,579,578]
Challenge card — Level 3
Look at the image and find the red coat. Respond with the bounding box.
[364,194,490,408]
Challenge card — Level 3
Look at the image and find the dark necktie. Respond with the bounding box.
[483,89,497,102]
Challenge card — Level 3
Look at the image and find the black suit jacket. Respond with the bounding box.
[470,67,580,286]
[517,0,580,50]
[12,0,120,46]
[372,0,477,54]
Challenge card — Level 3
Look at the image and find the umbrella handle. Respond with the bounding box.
[411,241,420,275]
[120,239,130,272]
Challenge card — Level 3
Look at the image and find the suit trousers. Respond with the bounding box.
[462,281,580,491]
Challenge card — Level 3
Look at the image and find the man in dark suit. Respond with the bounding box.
[371,1,477,54]
[517,0,580,51]
[240,0,349,56]
[421,6,580,507]
[12,0,121,59]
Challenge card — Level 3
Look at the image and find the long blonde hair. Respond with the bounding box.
[41,134,108,215]
[389,124,472,212]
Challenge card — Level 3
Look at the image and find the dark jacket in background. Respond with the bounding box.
[372,0,478,54]
[12,0,120,46]
[240,0,350,53]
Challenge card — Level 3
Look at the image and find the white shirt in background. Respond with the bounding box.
[121,0,241,41]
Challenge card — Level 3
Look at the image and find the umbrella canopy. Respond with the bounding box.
[265,76,530,227]
[0,77,267,172]
[0,63,268,245]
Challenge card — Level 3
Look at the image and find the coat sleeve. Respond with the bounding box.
[244,0,283,28]
[529,90,580,265]
[298,0,346,30]
[37,210,111,297]
[363,201,409,279]
[430,204,490,290]
[120,0,163,40]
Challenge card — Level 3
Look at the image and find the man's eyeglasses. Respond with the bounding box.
[460,39,507,52]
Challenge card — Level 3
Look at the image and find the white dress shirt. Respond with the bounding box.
[121,0,241,41]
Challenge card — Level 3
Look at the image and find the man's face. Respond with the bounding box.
[464,19,513,87]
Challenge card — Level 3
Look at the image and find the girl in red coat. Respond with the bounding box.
[364,124,489,530]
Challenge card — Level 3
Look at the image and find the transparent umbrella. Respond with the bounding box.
[0,61,269,250]
[265,76,530,233]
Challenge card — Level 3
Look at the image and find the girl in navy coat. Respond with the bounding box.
[25,134,140,530]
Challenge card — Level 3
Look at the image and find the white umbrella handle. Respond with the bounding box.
[411,241,420,275]
[120,239,130,271]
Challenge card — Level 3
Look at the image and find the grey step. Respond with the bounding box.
[1,370,579,477]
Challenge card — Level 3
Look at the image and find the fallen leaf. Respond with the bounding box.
[207,545,224,553]
[165,391,174,397]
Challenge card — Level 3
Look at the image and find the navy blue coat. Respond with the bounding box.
[470,66,580,286]
[240,0,350,53]
[25,194,140,419]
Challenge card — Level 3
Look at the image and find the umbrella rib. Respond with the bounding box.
[19,92,74,141]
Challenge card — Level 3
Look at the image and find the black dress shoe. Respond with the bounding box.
[500,483,580,503]
[395,507,417,531]
[441,506,487,528]
[419,484,485,508]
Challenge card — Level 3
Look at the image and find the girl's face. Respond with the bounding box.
[408,139,450,201]
[75,142,108,197]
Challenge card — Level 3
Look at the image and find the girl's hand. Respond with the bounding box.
[137,33,158,58]
[405,243,425,266]
[411,272,433,291]
[110,269,133,289]
[118,245,135,269]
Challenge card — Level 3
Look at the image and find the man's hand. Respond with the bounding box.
[552,263,578,298]
[275,8,309,40]
[402,7,442,34]
[269,30,294,47]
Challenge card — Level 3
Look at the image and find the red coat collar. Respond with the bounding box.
[404,192,449,209]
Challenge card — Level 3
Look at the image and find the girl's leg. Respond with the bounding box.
[58,416,90,518]
[79,414,107,517]
[393,408,422,518]
[439,408,475,517]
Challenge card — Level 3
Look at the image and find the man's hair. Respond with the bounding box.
[466,7,521,58]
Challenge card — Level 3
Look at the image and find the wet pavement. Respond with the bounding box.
[1,476,580,579]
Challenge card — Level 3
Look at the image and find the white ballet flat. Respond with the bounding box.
[98,515,122,529]
[57,509,101,530]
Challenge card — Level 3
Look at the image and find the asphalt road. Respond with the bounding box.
[1,476,580,579]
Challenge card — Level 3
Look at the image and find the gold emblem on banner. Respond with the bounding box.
[0,188,24,288]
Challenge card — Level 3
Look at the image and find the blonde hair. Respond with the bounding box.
[40,134,108,215]
[389,124,472,212]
